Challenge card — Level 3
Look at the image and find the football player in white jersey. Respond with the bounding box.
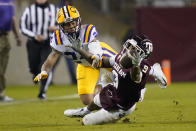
[34,5,117,104]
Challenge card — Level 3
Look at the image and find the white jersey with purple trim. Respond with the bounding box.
[50,24,102,66]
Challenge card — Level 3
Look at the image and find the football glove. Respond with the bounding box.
[68,36,81,50]
[127,48,145,66]
[34,71,48,82]
[91,54,102,68]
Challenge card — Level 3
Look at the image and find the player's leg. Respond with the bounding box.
[79,94,94,105]
[150,63,167,88]
[64,93,101,117]
[64,65,100,117]
[93,84,102,96]
[82,91,136,125]
[82,104,136,125]
[64,106,91,117]
[77,64,100,105]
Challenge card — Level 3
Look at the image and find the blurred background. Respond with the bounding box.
[6,0,196,85]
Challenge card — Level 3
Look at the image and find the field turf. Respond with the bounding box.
[0,83,196,131]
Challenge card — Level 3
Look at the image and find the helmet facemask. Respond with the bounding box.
[59,17,81,40]
[119,36,153,68]
[119,40,135,69]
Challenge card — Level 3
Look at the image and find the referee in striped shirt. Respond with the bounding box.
[20,0,57,99]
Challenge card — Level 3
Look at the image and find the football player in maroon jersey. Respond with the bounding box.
[63,34,166,125]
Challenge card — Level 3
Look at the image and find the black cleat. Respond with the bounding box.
[38,93,46,100]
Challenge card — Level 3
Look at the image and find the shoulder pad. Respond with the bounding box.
[82,24,98,43]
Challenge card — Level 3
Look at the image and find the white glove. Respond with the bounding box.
[127,49,144,66]
[34,71,48,82]
[91,54,102,68]
[68,36,81,50]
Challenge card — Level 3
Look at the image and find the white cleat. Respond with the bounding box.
[0,96,14,102]
[64,107,91,117]
[152,63,167,88]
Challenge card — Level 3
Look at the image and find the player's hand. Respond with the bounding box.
[34,71,48,82]
[68,36,81,50]
[91,54,102,68]
[131,51,144,66]
[127,47,145,66]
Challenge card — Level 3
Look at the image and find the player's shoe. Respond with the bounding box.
[0,96,14,102]
[38,93,46,100]
[153,63,167,88]
[64,107,91,117]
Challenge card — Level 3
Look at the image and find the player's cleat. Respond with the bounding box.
[38,93,46,100]
[152,63,167,88]
[64,107,91,117]
[0,96,14,102]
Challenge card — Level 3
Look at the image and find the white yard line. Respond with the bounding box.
[0,94,79,106]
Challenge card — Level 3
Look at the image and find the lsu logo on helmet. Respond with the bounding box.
[57,5,80,24]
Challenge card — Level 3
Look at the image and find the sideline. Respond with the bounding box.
[0,94,79,106]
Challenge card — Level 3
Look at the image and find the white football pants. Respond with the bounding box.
[82,104,136,125]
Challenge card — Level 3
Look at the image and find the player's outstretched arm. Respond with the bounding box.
[130,65,142,83]
[34,48,61,82]
[73,46,112,68]
[128,46,143,83]
[41,48,61,73]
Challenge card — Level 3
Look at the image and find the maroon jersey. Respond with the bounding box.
[100,52,151,111]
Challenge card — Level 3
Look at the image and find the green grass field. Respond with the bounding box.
[0,83,196,131]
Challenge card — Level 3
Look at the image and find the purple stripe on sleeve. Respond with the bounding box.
[54,32,58,45]
[87,26,95,42]
[102,48,116,55]
[59,29,63,45]
[83,24,90,43]
[102,54,111,57]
